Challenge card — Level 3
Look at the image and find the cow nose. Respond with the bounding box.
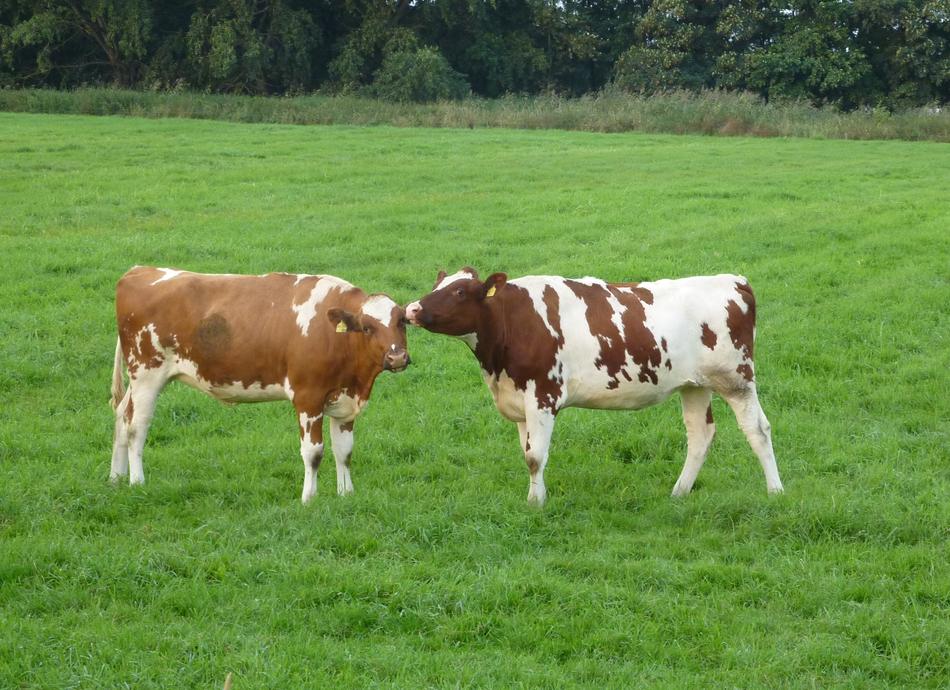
[405,302,422,325]
[384,347,410,371]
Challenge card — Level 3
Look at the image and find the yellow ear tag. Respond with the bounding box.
[486,286,496,298]
[336,321,348,333]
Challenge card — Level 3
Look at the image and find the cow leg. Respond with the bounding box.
[721,386,784,494]
[110,389,132,482]
[516,421,528,453]
[330,417,355,496]
[297,409,324,504]
[671,387,716,497]
[522,407,556,506]
[126,373,165,486]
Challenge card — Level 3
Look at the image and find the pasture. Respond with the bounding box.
[0,112,948,688]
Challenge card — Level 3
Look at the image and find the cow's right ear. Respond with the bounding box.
[481,272,507,299]
[327,308,361,334]
[432,270,447,290]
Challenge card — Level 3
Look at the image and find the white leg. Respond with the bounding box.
[516,421,528,451]
[522,406,556,506]
[722,386,784,494]
[110,390,131,482]
[672,387,716,497]
[298,411,324,503]
[126,373,164,486]
[330,417,355,496]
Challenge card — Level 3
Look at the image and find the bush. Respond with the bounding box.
[371,47,469,103]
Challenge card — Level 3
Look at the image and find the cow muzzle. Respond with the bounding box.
[405,302,424,326]
[383,347,410,372]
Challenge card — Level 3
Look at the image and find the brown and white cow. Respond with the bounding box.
[406,268,783,505]
[110,266,410,502]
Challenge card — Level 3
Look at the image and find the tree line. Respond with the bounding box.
[1,1,947,109]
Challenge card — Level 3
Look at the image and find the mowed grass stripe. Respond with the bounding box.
[0,113,948,688]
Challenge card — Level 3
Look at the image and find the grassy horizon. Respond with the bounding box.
[0,112,948,688]
[1,86,949,142]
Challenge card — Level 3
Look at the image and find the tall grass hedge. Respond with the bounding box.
[1,87,947,141]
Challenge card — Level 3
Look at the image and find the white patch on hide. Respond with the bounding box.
[362,294,398,325]
[292,275,353,336]
[150,268,184,285]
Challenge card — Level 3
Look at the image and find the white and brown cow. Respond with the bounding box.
[110,266,410,502]
[406,268,783,505]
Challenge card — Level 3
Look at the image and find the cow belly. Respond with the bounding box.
[483,370,677,419]
[565,377,677,411]
[170,358,288,403]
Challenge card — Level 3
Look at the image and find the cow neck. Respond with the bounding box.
[328,338,382,401]
[473,285,511,377]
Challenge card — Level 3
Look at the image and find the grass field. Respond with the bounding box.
[1,112,948,688]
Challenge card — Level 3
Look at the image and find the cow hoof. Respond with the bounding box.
[671,482,691,498]
[767,484,784,495]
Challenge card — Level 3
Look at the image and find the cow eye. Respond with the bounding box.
[455,287,464,297]
[363,325,373,334]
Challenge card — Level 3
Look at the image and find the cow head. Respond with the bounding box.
[405,267,508,336]
[328,294,410,372]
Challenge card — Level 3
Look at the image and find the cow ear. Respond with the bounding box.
[482,272,507,299]
[432,270,447,290]
[327,308,361,333]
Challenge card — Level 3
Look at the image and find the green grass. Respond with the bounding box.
[2,87,950,142]
[1,112,948,688]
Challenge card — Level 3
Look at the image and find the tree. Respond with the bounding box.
[325,0,418,93]
[0,0,947,105]
[184,0,319,93]
[1,0,151,87]
[612,0,723,93]
[371,45,469,101]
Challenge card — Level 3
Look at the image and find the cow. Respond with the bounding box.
[405,268,783,505]
[109,266,410,503]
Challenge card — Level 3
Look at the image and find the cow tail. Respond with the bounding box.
[110,336,125,410]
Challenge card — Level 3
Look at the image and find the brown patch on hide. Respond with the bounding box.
[736,363,754,382]
[610,285,662,385]
[725,281,756,361]
[565,280,628,387]
[701,323,717,350]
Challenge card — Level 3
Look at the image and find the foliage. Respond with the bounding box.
[1,113,948,687]
[326,8,419,94]
[613,0,719,93]
[0,1,948,106]
[0,0,152,87]
[182,0,319,94]
[371,46,469,102]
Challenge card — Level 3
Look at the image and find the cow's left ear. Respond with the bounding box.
[327,308,361,334]
[481,272,507,299]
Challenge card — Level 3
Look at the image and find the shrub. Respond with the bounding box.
[371,47,469,103]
